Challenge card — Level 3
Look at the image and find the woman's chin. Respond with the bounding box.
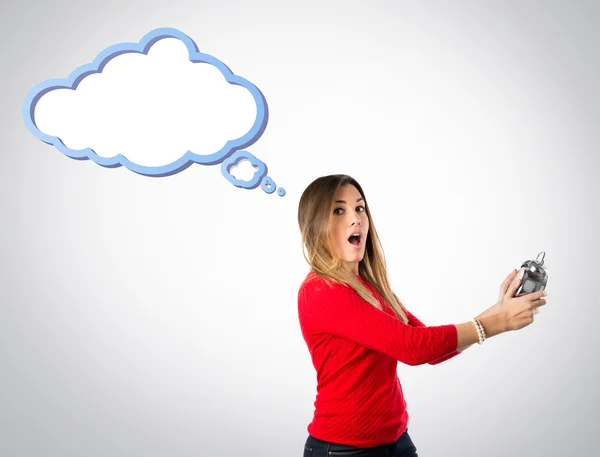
[342,254,365,264]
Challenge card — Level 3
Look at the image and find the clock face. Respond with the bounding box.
[522,279,537,294]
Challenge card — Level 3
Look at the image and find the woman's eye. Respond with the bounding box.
[356,206,365,212]
[333,208,344,215]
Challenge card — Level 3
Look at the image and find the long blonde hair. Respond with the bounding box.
[297,174,409,324]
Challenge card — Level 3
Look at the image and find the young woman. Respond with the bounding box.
[297,174,547,457]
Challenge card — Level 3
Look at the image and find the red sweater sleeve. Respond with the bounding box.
[403,308,462,365]
[298,276,458,366]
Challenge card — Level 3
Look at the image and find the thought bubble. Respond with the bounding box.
[23,27,285,195]
[221,150,266,189]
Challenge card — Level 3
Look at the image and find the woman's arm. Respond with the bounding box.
[405,303,502,364]
[298,277,456,365]
[425,313,507,360]
[454,296,508,351]
[448,302,503,354]
[455,312,507,351]
[298,276,506,366]
[403,308,461,364]
[422,312,507,358]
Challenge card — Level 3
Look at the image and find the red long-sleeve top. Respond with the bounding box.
[297,272,460,447]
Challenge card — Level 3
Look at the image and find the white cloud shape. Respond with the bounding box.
[229,158,260,182]
[33,38,257,167]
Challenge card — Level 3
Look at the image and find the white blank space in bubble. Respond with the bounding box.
[229,159,259,182]
[33,38,258,168]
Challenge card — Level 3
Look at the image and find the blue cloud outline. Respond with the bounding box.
[221,150,268,189]
[22,27,269,177]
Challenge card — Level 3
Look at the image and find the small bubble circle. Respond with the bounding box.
[261,176,276,194]
[277,188,286,197]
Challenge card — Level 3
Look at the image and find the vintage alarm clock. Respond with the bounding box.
[515,251,548,297]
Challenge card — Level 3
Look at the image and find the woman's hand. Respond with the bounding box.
[476,269,521,320]
[498,269,519,305]
[500,273,548,332]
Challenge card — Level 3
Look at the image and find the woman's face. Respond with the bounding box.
[329,184,370,274]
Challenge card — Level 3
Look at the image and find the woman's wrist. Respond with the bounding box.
[476,302,502,320]
[455,307,509,351]
[478,311,508,338]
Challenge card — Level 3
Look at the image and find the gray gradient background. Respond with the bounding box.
[1,1,598,456]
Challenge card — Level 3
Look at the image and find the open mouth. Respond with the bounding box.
[348,233,362,246]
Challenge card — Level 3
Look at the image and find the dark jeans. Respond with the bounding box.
[303,428,418,457]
